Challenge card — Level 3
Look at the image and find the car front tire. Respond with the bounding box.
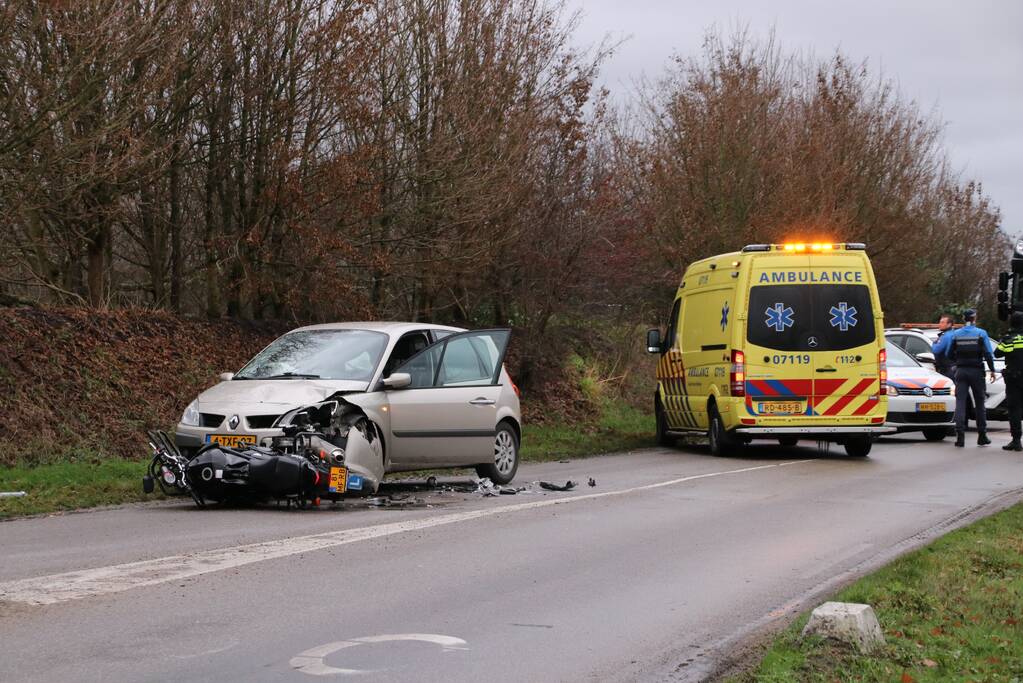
[476,421,519,485]
[922,427,949,442]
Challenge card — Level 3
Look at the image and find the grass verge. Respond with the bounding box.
[0,458,157,519]
[1,400,655,519]
[521,400,655,462]
[735,502,1023,682]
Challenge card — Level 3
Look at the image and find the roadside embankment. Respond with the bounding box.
[733,502,1023,682]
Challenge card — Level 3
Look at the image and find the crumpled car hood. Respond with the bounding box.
[196,379,370,413]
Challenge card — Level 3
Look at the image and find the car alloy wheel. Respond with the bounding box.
[495,429,516,476]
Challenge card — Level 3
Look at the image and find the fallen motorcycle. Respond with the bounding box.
[143,399,379,508]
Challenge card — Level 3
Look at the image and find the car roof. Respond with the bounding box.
[288,321,466,336]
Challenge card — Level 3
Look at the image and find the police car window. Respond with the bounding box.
[747,285,875,352]
[886,341,919,368]
[903,336,932,357]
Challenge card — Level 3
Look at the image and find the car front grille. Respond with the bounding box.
[199,413,225,428]
[246,415,281,429]
[895,387,952,396]
[888,411,953,424]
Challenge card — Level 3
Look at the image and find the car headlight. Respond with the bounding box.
[886,385,899,397]
[180,399,201,426]
[949,385,956,396]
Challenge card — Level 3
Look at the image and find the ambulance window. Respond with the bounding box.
[747,284,875,351]
[664,299,681,350]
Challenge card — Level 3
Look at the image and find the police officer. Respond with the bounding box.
[995,311,1023,451]
[933,313,955,379]
[932,309,997,447]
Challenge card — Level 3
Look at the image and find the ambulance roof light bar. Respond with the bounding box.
[741,242,866,252]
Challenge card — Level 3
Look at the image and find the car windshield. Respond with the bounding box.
[886,341,919,368]
[234,330,388,381]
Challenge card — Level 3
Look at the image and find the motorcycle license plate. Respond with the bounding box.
[205,434,257,448]
[329,466,347,494]
[917,403,945,412]
[758,401,804,415]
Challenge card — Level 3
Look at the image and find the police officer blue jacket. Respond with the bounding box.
[932,322,995,372]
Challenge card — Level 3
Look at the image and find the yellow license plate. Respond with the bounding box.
[917,403,945,412]
[757,401,804,415]
[329,466,347,494]
[205,434,257,448]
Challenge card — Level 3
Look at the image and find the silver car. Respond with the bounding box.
[175,323,522,492]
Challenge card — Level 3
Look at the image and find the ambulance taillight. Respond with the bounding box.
[730,350,745,397]
[878,349,887,394]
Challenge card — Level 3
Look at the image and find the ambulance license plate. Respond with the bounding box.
[758,401,804,415]
[916,402,945,412]
[205,434,257,448]
[329,466,347,494]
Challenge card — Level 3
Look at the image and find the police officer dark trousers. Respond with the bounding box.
[995,312,1023,451]
[932,309,997,447]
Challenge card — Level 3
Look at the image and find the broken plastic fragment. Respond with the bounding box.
[474,478,500,496]
[539,480,576,492]
[587,478,596,487]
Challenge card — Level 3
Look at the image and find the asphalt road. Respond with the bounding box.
[2,427,1022,682]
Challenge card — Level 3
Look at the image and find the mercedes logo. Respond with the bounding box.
[923,387,933,397]
[229,414,240,430]
[807,336,819,348]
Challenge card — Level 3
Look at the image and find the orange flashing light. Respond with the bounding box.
[783,242,835,252]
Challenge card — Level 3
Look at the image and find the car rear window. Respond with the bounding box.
[747,284,875,352]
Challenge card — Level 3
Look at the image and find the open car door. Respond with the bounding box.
[385,329,511,468]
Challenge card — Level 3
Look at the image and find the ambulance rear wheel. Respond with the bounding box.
[844,436,873,458]
[778,436,799,447]
[708,405,740,456]
[656,398,675,447]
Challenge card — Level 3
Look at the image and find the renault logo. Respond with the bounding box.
[229,414,240,430]
[807,336,819,348]
[923,387,933,397]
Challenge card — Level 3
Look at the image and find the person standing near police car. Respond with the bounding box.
[934,313,955,379]
[995,311,1023,451]
[932,308,996,447]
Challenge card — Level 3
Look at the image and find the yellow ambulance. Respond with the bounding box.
[646,242,891,457]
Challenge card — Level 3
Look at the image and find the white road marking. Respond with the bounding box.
[290,634,468,676]
[0,460,812,606]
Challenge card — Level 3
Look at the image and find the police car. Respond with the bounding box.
[883,340,955,440]
[885,327,1006,420]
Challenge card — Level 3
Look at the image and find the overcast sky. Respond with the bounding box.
[569,0,1023,237]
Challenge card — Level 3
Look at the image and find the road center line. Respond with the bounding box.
[0,460,813,606]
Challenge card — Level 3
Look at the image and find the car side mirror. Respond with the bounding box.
[382,373,412,389]
[646,328,662,354]
[915,352,935,364]
[219,372,235,381]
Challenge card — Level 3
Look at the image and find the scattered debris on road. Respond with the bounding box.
[365,494,428,509]
[539,480,577,492]
[588,478,596,487]
[475,478,500,496]
[0,491,27,498]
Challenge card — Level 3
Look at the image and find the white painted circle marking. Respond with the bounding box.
[290,633,469,676]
